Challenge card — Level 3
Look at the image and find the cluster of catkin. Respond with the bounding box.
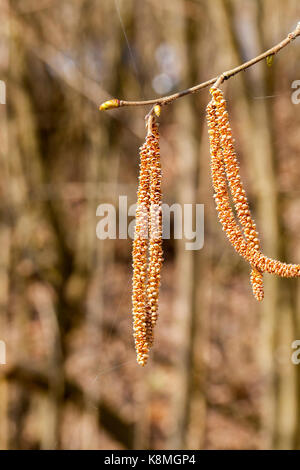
[132,115,163,366]
[206,87,300,300]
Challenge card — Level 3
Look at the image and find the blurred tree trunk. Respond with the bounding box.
[0,28,11,453]
[256,2,297,450]
[8,16,65,448]
[216,0,297,449]
[162,0,205,449]
[294,284,300,449]
[172,99,197,450]
[0,0,11,450]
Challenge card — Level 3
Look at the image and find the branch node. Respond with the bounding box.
[214,74,225,88]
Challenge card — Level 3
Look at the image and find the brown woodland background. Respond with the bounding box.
[0,0,300,450]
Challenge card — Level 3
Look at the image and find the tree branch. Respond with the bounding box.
[99,22,300,111]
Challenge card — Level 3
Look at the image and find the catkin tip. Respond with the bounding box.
[250,269,264,301]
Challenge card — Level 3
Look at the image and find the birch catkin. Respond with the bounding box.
[206,102,249,259]
[132,116,163,365]
[146,121,163,346]
[206,87,300,301]
[209,87,264,300]
[132,140,151,366]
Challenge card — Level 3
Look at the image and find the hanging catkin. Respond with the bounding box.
[209,87,264,300]
[132,115,163,365]
[146,120,163,346]
[206,87,300,301]
[206,101,249,258]
[132,139,151,366]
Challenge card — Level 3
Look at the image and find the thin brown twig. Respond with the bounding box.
[99,22,300,111]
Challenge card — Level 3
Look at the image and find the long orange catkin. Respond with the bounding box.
[132,138,151,366]
[209,87,264,300]
[206,102,250,259]
[132,116,163,365]
[206,88,300,300]
[146,121,163,347]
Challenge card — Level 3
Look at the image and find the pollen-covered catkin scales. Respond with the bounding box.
[247,248,300,278]
[209,87,264,300]
[210,88,260,251]
[132,139,151,366]
[206,89,300,301]
[146,122,163,346]
[132,117,163,365]
[250,268,264,301]
[206,102,249,259]
[207,100,265,300]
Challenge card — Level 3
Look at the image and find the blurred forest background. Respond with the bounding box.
[0,0,300,450]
